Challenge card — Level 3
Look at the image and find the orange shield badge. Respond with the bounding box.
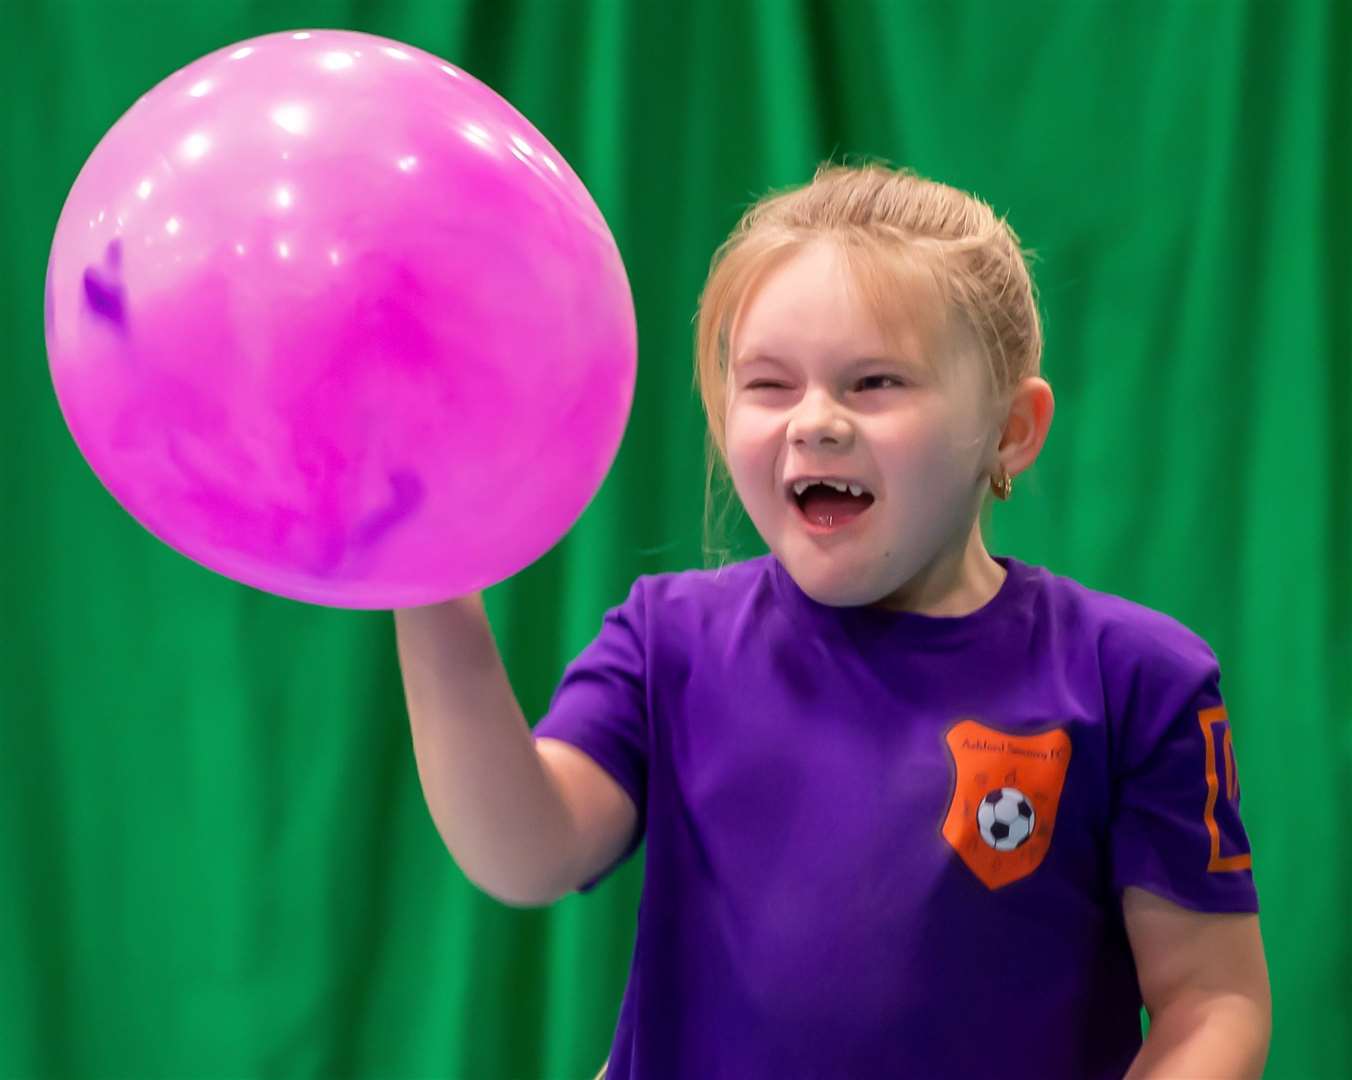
[942,720,1072,890]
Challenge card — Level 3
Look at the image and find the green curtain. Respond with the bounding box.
[3,1,1346,1076]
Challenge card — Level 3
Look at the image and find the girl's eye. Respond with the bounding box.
[746,377,904,391]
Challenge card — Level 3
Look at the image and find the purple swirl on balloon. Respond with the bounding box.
[83,267,126,328]
[353,469,424,550]
[83,240,128,329]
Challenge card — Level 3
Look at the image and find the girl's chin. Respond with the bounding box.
[779,550,881,599]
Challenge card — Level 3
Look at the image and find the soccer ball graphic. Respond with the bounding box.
[976,787,1036,851]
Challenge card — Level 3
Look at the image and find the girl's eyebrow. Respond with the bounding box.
[731,351,783,368]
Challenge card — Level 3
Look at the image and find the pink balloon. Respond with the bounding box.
[44,29,636,608]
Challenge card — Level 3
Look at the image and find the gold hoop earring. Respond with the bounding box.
[990,471,1013,501]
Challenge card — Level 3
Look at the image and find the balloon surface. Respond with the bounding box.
[45,29,636,608]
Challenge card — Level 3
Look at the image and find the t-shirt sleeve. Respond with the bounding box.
[1109,645,1259,914]
[531,575,649,893]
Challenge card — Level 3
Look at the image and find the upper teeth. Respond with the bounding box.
[793,479,865,497]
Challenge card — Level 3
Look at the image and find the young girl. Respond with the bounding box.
[395,162,1270,1079]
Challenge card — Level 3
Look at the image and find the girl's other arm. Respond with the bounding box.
[1121,886,1271,1079]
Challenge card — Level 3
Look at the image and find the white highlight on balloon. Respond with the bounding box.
[181,132,211,161]
[137,179,154,200]
[271,104,310,136]
[462,123,494,152]
[382,47,412,61]
[510,135,534,156]
[166,218,181,236]
[321,51,354,71]
[277,241,291,259]
[275,186,294,209]
[440,65,463,79]
[229,46,254,60]
[188,79,213,98]
[398,155,418,172]
[292,32,312,40]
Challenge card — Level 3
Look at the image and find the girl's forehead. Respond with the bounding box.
[729,240,953,369]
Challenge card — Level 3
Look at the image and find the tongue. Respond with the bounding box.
[800,488,872,526]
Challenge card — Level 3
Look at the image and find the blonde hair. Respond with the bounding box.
[691,158,1045,567]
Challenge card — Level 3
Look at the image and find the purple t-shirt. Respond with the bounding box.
[531,553,1258,1079]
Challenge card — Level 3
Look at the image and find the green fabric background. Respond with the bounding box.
[3,1,1347,1077]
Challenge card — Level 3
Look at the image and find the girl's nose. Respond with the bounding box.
[787,395,853,448]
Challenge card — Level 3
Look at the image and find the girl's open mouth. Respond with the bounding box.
[791,484,875,533]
